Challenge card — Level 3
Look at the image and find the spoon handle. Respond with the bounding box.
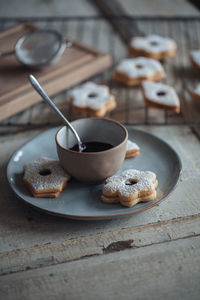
[28,75,82,147]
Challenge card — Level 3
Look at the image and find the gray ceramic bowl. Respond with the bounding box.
[56,118,128,183]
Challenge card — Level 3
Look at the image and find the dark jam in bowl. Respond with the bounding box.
[70,141,114,153]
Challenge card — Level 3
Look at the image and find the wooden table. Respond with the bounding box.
[0,1,200,299]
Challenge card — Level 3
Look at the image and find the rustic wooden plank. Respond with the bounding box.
[0,236,199,300]
[1,125,200,254]
[0,214,199,275]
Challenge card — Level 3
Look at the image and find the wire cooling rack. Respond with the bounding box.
[0,16,200,128]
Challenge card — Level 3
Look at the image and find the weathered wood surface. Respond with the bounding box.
[0,1,200,299]
[1,236,200,300]
[0,214,199,276]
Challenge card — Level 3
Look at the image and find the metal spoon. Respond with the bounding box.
[28,75,84,152]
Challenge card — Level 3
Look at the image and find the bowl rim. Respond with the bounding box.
[55,117,128,155]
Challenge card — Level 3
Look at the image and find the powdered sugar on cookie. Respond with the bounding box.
[116,57,165,78]
[191,50,200,67]
[70,82,114,110]
[126,140,139,151]
[130,35,176,54]
[142,81,179,106]
[23,157,70,195]
[101,169,158,207]
[125,140,140,158]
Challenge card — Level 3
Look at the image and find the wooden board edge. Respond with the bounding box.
[0,53,112,121]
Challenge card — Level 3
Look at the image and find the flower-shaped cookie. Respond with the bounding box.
[114,57,165,86]
[69,82,116,117]
[23,157,71,198]
[142,81,180,113]
[130,35,176,60]
[101,169,158,207]
[125,140,140,158]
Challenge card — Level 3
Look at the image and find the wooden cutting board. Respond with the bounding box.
[0,23,112,121]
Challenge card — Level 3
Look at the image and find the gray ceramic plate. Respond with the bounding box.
[7,127,181,220]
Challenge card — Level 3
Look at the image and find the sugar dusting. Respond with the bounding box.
[116,57,165,78]
[103,169,157,199]
[23,157,70,192]
[131,35,176,54]
[70,82,113,110]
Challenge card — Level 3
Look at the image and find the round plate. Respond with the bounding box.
[7,127,181,220]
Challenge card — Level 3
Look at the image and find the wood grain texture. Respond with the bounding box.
[0,236,200,300]
[0,214,199,275]
[1,1,200,299]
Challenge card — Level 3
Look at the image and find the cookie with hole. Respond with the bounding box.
[130,35,177,60]
[101,169,158,207]
[113,57,165,86]
[69,82,116,117]
[23,157,71,198]
[141,81,180,113]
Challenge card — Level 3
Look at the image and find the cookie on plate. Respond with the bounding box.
[23,157,71,198]
[113,57,165,86]
[101,169,158,207]
[125,140,140,158]
[130,35,176,60]
[141,81,180,113]
[69,82,116,117]
[190,50,200,71]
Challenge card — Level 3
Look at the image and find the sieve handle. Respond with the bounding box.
[0,50,15,57]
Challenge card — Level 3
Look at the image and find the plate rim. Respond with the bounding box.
[7,126,182,220]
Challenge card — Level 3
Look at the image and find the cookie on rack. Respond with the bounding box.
[23,157,71,198]
[141,81,180,113]
[101,169,158,207]
[192,83,200,102]
[113,57,165,86]
[130,35,177,60]
[190,50,200,71]
[125,140,140,158]
[69,82,116,117]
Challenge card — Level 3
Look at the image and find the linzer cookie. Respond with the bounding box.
[23,157,71,198]
[190,50,200,71]
[69,82,116,117]
[101,169,158,207]
[125,140,140,158]
[130,35,176,60]
[113,57,165,86]
[142,81,180,113]
[192,84,200,102]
